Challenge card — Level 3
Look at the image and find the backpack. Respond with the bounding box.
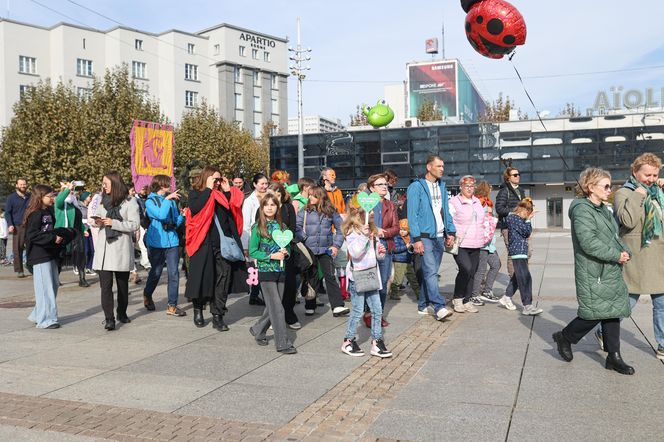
[139,197,161,230]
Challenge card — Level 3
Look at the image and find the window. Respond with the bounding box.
[77,87,92,99]
[19,85,31,97]
[235,93,242,109]
[254,123,261,138]
[254,96,261,111]
[187,43,195,54]
[132,61,147,79]
[18,56,36,74]
[251,48,258,59]
[76,58,93,77]
[271,74,277,89]
[214,44,220,55]
[239,46,246,57]
[263,51,270,62]
[184,63,198,81]
[271,97,278,114]
[185,90,198,107]
[253,70,259,85]
[234,66,241,83]
[135,39,143,50]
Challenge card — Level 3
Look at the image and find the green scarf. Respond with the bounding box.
[629,175,664,247]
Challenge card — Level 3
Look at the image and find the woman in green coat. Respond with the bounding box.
[553,167,635,375]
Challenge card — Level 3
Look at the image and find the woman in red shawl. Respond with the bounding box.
[184,166,243,330]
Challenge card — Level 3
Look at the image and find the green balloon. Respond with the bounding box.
[363,100,395,128]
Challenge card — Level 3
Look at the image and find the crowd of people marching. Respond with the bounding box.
[4,152,664,373]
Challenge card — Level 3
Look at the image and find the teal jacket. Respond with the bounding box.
[569,198,630,320]
[406,178,456,241]
[54,188,86,233]
[145,193,184,249]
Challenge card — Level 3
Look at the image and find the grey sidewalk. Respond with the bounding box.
[0,232,661,441]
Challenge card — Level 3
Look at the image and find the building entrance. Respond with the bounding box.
[547,197,563,228]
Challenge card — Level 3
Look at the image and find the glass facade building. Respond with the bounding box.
[270,113,664,190]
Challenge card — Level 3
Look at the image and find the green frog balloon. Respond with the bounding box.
[363,100,395,128]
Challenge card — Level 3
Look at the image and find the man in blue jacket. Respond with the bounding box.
[406,155,456,321]
[5,178,31,277]
[142,175,186,317]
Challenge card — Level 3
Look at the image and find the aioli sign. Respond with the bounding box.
[592,86,664,111]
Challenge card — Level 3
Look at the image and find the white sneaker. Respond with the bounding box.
[305,309,315,316]
[464,302,479,313]
[288,322,302,330]
[435,307,453,321]
[452,298,466,313]
[73,268,79,275]
[499,296,517,311]
[332,306,350,317]
[522,305,543,316]
[418,306,434,315]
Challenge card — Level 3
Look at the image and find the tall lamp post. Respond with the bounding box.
[288,17,311,179]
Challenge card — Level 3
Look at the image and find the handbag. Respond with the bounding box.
[214,215,244,262]
[350,238,381,292]
[292,241,315,273]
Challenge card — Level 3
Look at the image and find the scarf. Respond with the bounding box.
[185,187,244,257]
[101,194,123,243]
[628,175,664,247]
[478,196,494,209]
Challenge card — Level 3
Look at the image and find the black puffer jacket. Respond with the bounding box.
[495,184,526,230]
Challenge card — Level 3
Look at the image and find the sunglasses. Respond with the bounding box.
[598,184,611,191]
[511,173,520,177]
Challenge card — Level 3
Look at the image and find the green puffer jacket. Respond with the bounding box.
[569,198,630,320]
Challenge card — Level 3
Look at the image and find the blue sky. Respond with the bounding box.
[4,0,664,123]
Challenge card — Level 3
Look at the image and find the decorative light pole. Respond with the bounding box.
[288,17,311,179]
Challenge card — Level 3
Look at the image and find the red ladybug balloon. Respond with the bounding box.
[461,0,527,59]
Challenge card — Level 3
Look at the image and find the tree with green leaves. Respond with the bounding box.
[479,93,528,122]
[417,99,443,122]
[174,101,268,179]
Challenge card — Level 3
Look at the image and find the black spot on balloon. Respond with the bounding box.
[487,18,504,35]
[503,35,515,45]
[465,21,471,33]
[476,16,483,24]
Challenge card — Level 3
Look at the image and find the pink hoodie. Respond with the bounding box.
[448,195,487,249]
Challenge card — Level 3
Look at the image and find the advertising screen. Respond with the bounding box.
[457,64,487,123]
[408,61,457,118]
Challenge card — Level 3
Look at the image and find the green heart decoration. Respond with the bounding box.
[357,192,381,212]
[272,229,293,249]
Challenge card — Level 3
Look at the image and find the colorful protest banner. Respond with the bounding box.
[130,120,175,192]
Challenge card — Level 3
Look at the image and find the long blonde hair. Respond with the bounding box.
[342,196,378,236]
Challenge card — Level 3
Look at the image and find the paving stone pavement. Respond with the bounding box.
[0,232,661,441]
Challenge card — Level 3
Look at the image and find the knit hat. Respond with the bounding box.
[80,191,91,201]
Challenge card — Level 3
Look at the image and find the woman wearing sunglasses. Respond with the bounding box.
[553,167,634,375]
[495,167,528,277]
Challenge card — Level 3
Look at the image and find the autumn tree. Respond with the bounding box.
[417,99,443,122]
[174,101,268,180]
[0,64,163,189]
[349,105,368,126]
[480,93,528,122]
[558,102,581,118]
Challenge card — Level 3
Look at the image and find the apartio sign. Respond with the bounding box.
[239,32,276,50]
[593,86,664,111]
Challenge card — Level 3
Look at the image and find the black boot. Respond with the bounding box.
[193,308,205,328]
[212,314,229,331]
[78,273,90,287]
[553,331,573,362]
[605,352,635,375]
[104,318,116,331]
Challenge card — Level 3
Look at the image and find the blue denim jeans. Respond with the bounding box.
[28,260,59,328]
[345,279,383,341]
[631,293,664,348]
[377,246,393,308]
[144,246,180,306]
[419,237,447,313]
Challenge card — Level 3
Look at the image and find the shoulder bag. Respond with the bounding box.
[214,215,244,262]
[350,237,381,292]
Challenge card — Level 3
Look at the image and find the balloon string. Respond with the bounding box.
[508,55,577,183]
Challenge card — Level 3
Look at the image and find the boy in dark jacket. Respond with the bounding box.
[390,219,420,300]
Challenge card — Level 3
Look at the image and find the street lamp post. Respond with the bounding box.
[288,17,311,179]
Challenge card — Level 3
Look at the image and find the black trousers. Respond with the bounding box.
[209,248,232,316]
[453,248,480,302]
[99,270,129,320]
[563,317,620,353]
[12,225,26,273]
[505,259,533,306]
[305,253,344,310]
[282,254,299,324]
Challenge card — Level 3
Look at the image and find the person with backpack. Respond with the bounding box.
[142,175,186,317]
[495,167,528,277]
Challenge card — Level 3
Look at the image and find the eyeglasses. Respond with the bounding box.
[511,173,520,177]
[462,185,475,189]
[374,183,388,187]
